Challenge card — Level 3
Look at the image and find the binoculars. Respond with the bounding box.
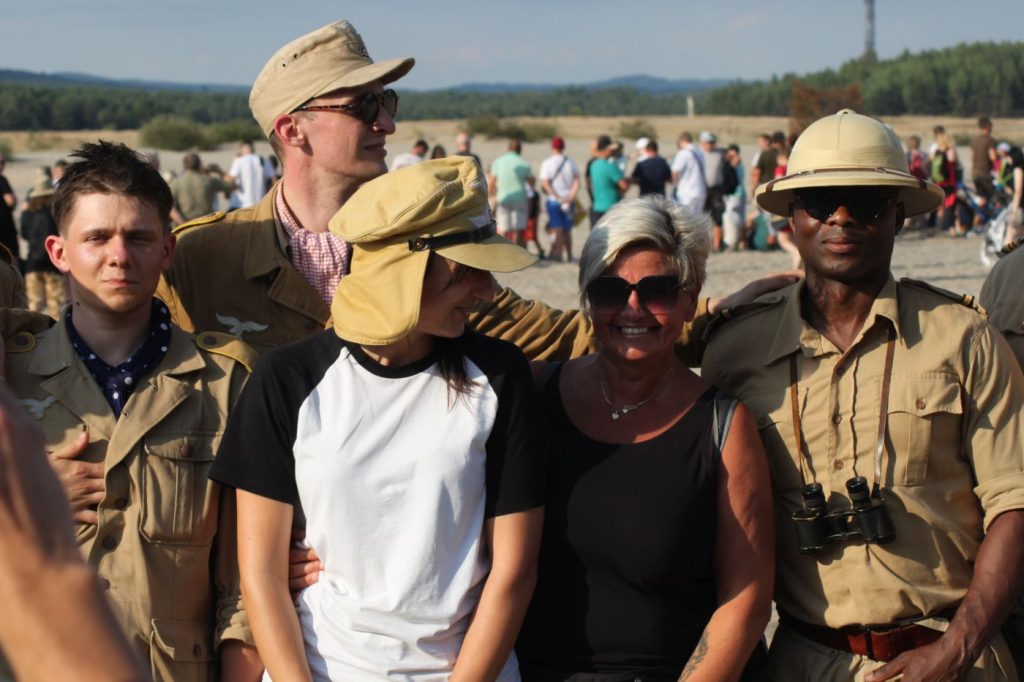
[792,476,896,555]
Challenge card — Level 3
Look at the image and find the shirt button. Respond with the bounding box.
[832,413,842,424]
[915,399,926,410]
[113,498,128,510]
[124,376,133,385]
[101,536,118,550]
[834,460,845,470]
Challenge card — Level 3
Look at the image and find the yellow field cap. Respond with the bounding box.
[250,20,414,136]
[756,109,944,218]
[329,156,538,346]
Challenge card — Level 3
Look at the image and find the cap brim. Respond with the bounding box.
[755,169,945,218]
[439,233,539,273]
[313,57,415,100]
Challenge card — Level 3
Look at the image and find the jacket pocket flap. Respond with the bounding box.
[144,432,220,462]
[888,374,962,416]
[150,618,215,662]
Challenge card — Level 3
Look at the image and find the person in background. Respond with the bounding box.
[587,135,629,228]
[52,158,69,185]
[228,139,273,209]
[170,152,235,224]
[454,131,482,168]
[632,139,672,198]
[19,178,67,318]
[722,143,746,250]
[539,136,581,263]
[699,131,727,249]
[971,117,998,208]
[518,196,773,681]
[391,139,429,171]
[489,138,534,246]
[430,144,447,160]
[996,141,1023,244]
[0,152,18,268]
[671,132,707,214]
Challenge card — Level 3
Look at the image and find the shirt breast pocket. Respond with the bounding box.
[141,431,221,545]
[886,373,962,486]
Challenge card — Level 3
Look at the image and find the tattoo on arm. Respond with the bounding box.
[678,630,709,680]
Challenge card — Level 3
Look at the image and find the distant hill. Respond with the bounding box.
[0,69,248,94]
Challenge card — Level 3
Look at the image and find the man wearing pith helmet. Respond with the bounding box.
[703,109,1024,681]
[154,19,790,362]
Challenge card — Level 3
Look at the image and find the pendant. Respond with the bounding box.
[611,411,621,420]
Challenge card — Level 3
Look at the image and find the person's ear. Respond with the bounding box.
[273,114,306,148]
[45,234,70,274]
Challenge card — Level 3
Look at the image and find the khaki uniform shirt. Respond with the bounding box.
[3,319,256,682]
[170,170,232,222]
[702,276,1024,629]
[157,186,711,362]
[980,241,1024,369]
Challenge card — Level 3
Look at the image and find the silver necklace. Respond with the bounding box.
[597,367,672,420]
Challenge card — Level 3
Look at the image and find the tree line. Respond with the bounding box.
[0,41,1021,132]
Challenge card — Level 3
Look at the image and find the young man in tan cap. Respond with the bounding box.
[702,110,1024,681]
[156,19,791,361]
[1,142,259,682]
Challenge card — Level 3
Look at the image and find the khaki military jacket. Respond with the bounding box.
[156,185,712,363]
[980,240,1024,369]
[702,276,1024,629]
[3,318,256,682]
[0,243,26,309]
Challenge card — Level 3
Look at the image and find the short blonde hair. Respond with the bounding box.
[578,195,711,315]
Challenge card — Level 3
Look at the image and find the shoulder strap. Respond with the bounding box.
[711,390,739,456]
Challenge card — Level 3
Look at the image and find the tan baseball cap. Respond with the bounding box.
[755,109,944,218]
[250,20,415,137]
[329,156,538,345]
[27,178,55,199]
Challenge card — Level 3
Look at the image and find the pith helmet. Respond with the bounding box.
[329,156,537,346]
[755,109,944,218]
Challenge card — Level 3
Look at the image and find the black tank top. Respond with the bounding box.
[518,364,721,679]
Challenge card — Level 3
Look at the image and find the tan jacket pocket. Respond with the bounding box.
[886,373,962,486]
[149,618,214,682]
[140,432,220,545]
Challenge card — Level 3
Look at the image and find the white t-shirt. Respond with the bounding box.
[539,153,580,200]
[211,331,544,681]
[390,152,424,171]
[671,146,707,212]
[228,153,269,209]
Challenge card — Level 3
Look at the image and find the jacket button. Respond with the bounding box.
[101,536,118,550]
[192,644,202,657]
[113,498,128,510]
[915,399,926,410]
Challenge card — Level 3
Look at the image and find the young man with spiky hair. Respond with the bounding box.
[1,141,261,681]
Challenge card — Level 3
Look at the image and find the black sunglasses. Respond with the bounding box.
[586,275,683,314]
[793,188,900,225]
[294,89,399,125]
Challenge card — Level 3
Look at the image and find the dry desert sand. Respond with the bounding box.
[1,114,1014,309]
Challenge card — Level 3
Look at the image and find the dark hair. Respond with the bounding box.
[509,139,522,153]
[596,134,612,150]
[182,153,201,171]
[430,144,447,160]
[427,254,476,400]
[646,140,659,153]
[771,131,787,145]
[978,117,992,129]
[727,143,741,154]
[414,139,429,151]
[53,141,173,231]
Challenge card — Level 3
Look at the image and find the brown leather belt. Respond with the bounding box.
[779,609,951,662]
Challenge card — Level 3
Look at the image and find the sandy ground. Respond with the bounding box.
[0,117,1001,308]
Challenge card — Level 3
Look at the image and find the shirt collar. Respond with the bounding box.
[764,274,901,365]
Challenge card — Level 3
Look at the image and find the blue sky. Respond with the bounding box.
[4,1,1023,90]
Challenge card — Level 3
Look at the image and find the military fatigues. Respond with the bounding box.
[980,238,1024,370]
[703,277,1024,681]
[170,170,233,223]
[0,243,26,309]
[158,185,711,362]
[3,319,257,682]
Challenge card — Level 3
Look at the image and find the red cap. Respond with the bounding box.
[551,136,565,150]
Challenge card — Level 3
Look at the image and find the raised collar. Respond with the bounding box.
[242,184,292,280]
[764,274,902,365]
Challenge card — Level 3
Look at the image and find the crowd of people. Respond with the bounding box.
[0,17,1022,682]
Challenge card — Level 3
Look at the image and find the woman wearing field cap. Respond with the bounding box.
[211,156,544,681]
[516,196,774,681]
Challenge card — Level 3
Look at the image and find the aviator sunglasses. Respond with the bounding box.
[294,88,399,125]
[586,275,684,314]
[793,188,900,225]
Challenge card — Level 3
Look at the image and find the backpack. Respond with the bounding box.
[930,153,948,184]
